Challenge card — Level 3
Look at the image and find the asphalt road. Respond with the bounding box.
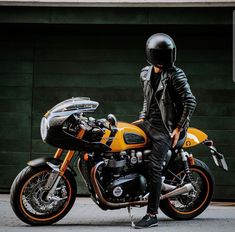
[0,194,235,232]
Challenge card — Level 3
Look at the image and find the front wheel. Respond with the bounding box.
[10,165,77,225]
[160,159,214,220]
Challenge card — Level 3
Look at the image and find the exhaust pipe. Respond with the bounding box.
[160,183,194,200]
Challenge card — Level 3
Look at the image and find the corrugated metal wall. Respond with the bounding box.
[0,7,234,199]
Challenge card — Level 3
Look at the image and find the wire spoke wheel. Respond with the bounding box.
[21,170,68,217]
[160,159,214,220]
[168,168,209,214]
[10,165,77,225]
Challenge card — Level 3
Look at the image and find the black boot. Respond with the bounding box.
[135,214,158,229]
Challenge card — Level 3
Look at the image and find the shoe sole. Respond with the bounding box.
[134,223,158,229]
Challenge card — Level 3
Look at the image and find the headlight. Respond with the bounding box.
[40,117,49,141]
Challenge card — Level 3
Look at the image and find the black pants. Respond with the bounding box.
[139,120,171,214]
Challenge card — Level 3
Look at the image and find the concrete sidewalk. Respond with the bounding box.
[0,194,235,232]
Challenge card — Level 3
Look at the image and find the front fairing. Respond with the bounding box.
[40,97,102,150]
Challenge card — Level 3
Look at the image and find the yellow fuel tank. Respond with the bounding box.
[100,122,147,152]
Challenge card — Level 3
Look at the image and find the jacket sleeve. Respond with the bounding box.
[139,99,147,119]
[171,68,197,129]
[139,67,149,119]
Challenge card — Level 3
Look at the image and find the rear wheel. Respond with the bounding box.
[160,159,214,220]
[10,165,77,225]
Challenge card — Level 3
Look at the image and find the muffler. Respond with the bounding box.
[160,183,194,200]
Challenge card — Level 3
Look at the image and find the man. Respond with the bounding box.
[134,33,197,229]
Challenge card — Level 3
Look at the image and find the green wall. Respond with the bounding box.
[0,6,234,199]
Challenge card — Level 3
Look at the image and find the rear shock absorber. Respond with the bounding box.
[180,149,194,183]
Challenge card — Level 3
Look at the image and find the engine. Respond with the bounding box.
[98,150,149,203]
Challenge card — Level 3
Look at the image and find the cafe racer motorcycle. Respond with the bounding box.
[10,97,228,226]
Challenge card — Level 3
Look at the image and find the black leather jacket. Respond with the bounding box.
[139,65,196,134]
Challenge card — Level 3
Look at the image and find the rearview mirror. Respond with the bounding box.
[107,114,117,127]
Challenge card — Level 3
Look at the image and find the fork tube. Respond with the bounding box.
[59,150,76,176]
[58,128,85,176]
[54,148,63,159]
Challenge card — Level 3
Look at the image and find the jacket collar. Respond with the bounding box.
[146,65,153,81]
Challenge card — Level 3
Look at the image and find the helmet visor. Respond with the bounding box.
[148,48,174,67]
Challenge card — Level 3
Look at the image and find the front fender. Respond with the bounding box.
[27,157,77,176]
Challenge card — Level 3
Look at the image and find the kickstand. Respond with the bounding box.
[127,206,135,228]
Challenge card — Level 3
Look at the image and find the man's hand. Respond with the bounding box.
[171,127,181,148]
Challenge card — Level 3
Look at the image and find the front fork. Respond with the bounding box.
[44,149,76,200]
[45,128,86,199]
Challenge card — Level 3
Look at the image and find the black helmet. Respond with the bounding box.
[146,33,176,68]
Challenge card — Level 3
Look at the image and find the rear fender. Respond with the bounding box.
[27,157,77,176]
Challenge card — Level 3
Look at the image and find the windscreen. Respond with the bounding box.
[50,97,99,114]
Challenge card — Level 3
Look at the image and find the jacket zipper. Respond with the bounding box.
[154,92,171,136]
[154,72,171,136]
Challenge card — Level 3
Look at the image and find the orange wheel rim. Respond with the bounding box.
[167,168,210,215]
[19,170,72,222]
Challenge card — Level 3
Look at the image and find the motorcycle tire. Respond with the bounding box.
[10,165,77,226]
[160,159,214,220]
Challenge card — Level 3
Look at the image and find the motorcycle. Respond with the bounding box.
[10,97,228,226]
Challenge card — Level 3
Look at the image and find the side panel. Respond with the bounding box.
[183,127,208,148]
